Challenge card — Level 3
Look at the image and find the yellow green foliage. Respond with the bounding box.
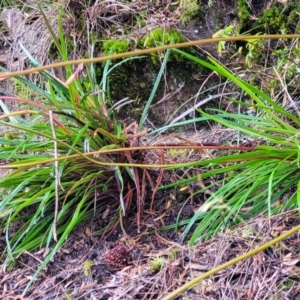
[168,247,179,260]
[150,256,165,273]
[64,292,73,300]
[237,0,250,28]
[140,28,185,64]
[83,260,94,277]
[180,0,201,26]
[102,39,131,55]
[141,28,184,48]
[253,1,300,34]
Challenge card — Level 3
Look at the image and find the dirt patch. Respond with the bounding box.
[1,210,300,299]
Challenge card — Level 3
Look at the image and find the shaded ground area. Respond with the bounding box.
[0,0,278,129]
[1,210,300,299]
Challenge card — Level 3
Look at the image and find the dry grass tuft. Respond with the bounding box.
[1,6,70,72]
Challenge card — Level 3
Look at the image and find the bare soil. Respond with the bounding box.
[2,210,300,299]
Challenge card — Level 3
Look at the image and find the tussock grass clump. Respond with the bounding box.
[0,21,154,293]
